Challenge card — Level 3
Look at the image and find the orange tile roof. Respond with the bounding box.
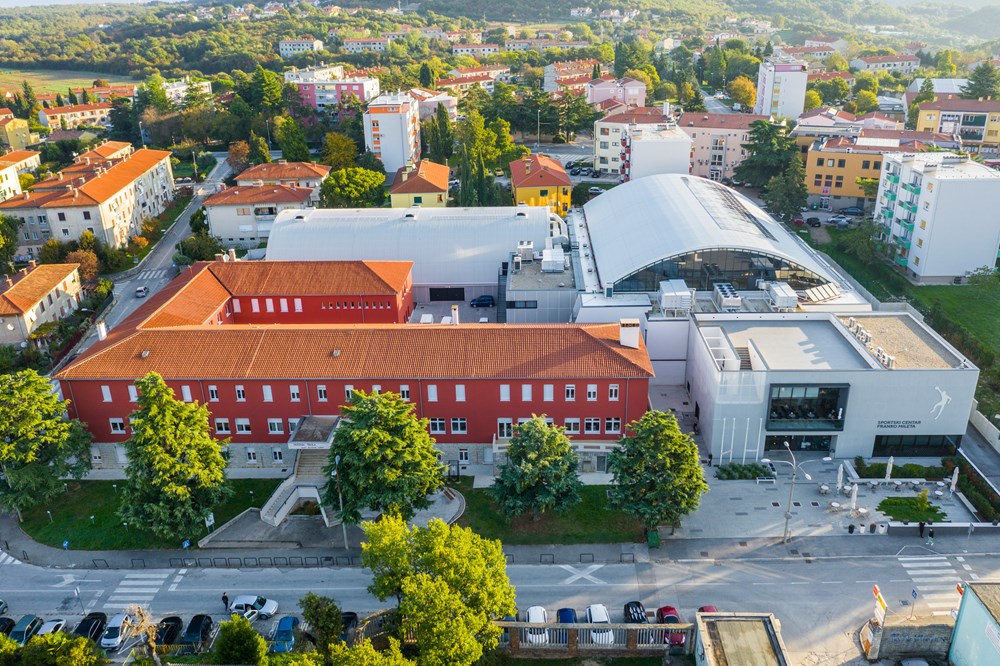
[678,112,770,130]
[88,141,132,159]
[856,55,919,64]
[57,322,653,380]
[921,98,1000,112]
[41,102,112,115]
[0,108,12,117]
[204,185,313,206]
[236,161,331,182]
[206,260,413,296]
[509,154,571,189]
[602,107,669,124]
[0,263,79,315]
[390,160,449,194]
[141,266,231,329]
[0,150,39,165]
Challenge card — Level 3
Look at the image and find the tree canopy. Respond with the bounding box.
[961,62,1000,100]
[319,167,386,208]
[299,592,343,653]
[763,152,809,222]
[734,120,796,188]
[214,614,268,666]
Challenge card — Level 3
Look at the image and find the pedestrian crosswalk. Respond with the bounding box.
[102,572,171,610]
[0,552,24,567]
[898,556,963,616]
[134,269,168,281]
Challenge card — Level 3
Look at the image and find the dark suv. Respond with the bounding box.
[179,614,213,653]
[470,295,495,308]
[10,615,43,646]
[73,612,107,642]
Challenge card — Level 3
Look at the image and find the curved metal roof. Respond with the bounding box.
[582,174,840,286]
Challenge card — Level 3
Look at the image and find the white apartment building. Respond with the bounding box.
[586,77,646,108]
[450,44,500,58]
[204,185,314,248]
[0,262,81,346]
[594,107,669,174]
[363,93,421,176]
[678,112,772,181]
[343,38,391,54]
[850,55,920,75]
[0,161,22,202]
[620,123,692,182]
[754,57,808,120]
[37,103,112,129]
[0,143,175,260]
[235,161,331,204]
[283,64,345,83]
[279,38,323,57]
[163,77,213,107]
[407,88,458,121]
[876,152,1000,282]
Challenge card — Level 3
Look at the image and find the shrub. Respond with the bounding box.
[715,462,772,480]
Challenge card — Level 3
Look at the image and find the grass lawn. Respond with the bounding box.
[0,68,135,94]
[21,478,282,551]
[876,496,947,523]
[173,154,218,180]
[453,478,645,545]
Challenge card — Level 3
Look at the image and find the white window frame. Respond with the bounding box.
[208,385,219,402]
[279,298,288,313]
[565,384,576,401]
[215,418,231,434]
[101,385,112,402]
[268,418,284,434]
[500,384,510,402]
[290,385,300,402]
[288,419,298,433]
[265,298,274,313]
[345,384,354,400]
[109,418,126,433]
[272,448,284,462]
[294,298,303,312]
[400,384,410,401]
[565,418,581,434]
[459,448,470,463]
[251,298,260,313]
[127,385,138,402]
[246,449,258,462]
[427,384,438,402]
[317,385,328,402]
[543,384,554,402]
[181,385,193,402]
[609,384,619,401]
[521,384,532,401]
[497,418,513,438]
[605,417,621,434]
[262,385,273,402]
[587,384,598,401]
[429,418,446,434]
[451,417,467,434]
[455,384,466,402]
[235,385,246,402]
[236,418,251,434]
[584,417,601,434]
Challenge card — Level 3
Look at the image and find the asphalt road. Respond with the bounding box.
[704,95,738,115]
[0,546,988,663]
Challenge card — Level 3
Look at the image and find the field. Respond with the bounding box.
[0,67,135,94]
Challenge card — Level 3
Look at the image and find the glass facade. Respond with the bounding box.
[613,248,830,292]
[766,384,849,432]
[873,434,961,457]
[765,434,832,451]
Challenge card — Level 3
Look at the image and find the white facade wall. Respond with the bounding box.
[280,40,323,57]
[680,125,752,180]
[755,59,808,120]
[363,94,421,176]
[207,201,312,248]
[0,164,22,202]
[623,127,693,181]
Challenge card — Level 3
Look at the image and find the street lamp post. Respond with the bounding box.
[265,118,272,149]
[138,121,145,147]
[762,442,832,544]
[333,455,348,550]
[535,109,540,149]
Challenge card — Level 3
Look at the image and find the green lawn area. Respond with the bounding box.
[454,478,645,545]
[20,478,282,550]
[173,153,218,180]
[876,496,947,523]
[0,68,135,94]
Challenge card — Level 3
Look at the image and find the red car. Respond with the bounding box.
[791,216,804,226]
[698,605,718,613]
[656,605,686,651]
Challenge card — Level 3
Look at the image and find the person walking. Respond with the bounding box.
[926,527,934,546]
[222,592,229,612]
[919,521,926,539]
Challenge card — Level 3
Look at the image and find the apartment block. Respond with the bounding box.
[509,154,572,215]
[850,55,919,75]
[620,122,692,182]
[204,185,313,248]
[594,107,668,174]
[0,262,81,345]
[678,112,771,181]
[343,37,391,54]
[363,93,421,176]
[38,102,112,129]
[755,57,808,120]
[279,38,323,57]
[915,98,1000,162]
[586,77,646,108]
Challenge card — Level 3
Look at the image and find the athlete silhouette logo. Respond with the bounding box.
[930,386,952,420]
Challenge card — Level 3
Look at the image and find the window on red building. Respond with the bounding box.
[565,385,576,401]
[584,418,600,434]
[109,418,126,433]
[400,385,410,401]
[317,385,328,402]
[606,418,621,434]
[498,419,513,438]
[429,418,446,434]
[565,418,580,434]
[456,385,466,402]
[215,419,231,434]
[587,385,598,401]
[451,418,467,434]
[500,384,510,401]
[609,384,619,401]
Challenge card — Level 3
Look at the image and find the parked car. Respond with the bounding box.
[0,601,6,616]
[524,605,549,644]
[340,612,358,643]
[37,619,66,636]
[791,216,804,226]
[656,605,686,652]
[448,179,460,189]
[624,601,648,624]
[0,617,16,637]
[155,616,183,646]
[806,217,821,227]
[272,616,299,653]
[134,286,149,298]
[838,206,865,216]
[74,612,107,643]
[179,614,213,652]
[588,186,604,194]
[570,167,582,176]
[590,169,601,178]
[501,612,517,644]
[829,214,851,226]
[698,605,719,613]
[584,604,613,644]
[229,595,278,621]
[100,613,132,652]
[470,295,495,308]
[556,608,577,624]
[10,615,43,646]
[493,168,504,177]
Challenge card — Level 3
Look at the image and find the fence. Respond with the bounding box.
[497,621,693,656]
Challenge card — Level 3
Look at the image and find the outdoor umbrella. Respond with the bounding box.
[951,466,960,495]
[837,463,844,491]
[850,483,859,511]
[885,456,894,482]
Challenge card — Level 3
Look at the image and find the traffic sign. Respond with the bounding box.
[957,583,965,596]
[912,589,918,600]
[872,585,880,597]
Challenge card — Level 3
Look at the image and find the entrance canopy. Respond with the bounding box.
[288,415,340,449]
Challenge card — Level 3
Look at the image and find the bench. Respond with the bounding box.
[756,476,776,485]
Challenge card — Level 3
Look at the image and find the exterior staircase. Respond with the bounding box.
[259,449,337,527]
[735,346,753,370]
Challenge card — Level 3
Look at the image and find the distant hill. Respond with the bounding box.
[944,5,1000,40]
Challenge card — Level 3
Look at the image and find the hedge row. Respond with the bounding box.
[715,462,773,480]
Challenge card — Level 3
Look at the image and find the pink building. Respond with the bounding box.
[586,78,646,108]
[284,66,381,110]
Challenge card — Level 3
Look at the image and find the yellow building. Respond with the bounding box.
[804,130,960,209]
[388,160,449,208]
[0,110,31,151]
[509,154,571,215]
[915,98,1000,162]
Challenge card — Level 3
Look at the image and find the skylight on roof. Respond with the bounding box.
[683,177,776,241]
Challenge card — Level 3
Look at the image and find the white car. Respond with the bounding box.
[229,595,278,621]
[100,613,132,652]
[37,619,66,636]
[585,603,614,644]
[588,186,604,195]
[524,606,549,644]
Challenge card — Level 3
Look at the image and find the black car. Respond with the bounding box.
[590,169,601,178]
[156,616,183,646]
[179,614,213,652]
[806,216,822,227]
[624,601,648,624]
[73,612,107,642]
[0,617,15,637]
[340,612,359,643]
[570,167,582,176]
[839,206,865,216]
[470,295,495,308]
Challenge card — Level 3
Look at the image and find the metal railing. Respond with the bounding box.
[497,621,694,655]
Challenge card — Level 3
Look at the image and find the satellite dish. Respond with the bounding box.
[19,341,27,348]
[5,324,13,331]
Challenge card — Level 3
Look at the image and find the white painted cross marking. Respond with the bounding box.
[558,564,606,585]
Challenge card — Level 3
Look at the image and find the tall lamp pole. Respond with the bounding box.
[333,455,348,550]
[762,442,832,544]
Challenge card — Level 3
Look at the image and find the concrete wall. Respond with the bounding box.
[868,619,953,660]
[951,587,1000,666]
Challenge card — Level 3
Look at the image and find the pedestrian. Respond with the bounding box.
[927,527,934,546]
[707,453,713,467]
[919,521,926,538]
[222,592,229,612]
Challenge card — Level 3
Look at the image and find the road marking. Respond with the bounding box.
[558,564,606,585]
[102,571,174,610]
[898,555,963,616]
[0,552,24,567]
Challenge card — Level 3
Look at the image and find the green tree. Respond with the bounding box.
[455,110,499,163]
[491,416,582,521]
[362,515,515,658]
[249,64,283,113]
[65,249,99,282]
[915,77,936,104]
[0,370,92,521]
[961,62,1000,100]
[400,574,483,666]
[803,89,822,112]
[178,232,223,261]
[319,168,386,208]
[299,593,343,652]
[734,120,796,188]
[248,130,271,165]
[67,88,78,105]
[320,132,358,170]
[276,117,310,162]
[19,80,38,120]
[853,90,879,115]
[726,75,757,108]
[119,372,232,539]
[214,614,268,666]
[427,103,454,164]
[18,631,109,665]
[763,152,808,221]
[418,63,436,88]
[136,74,172,114]
[183,80,212,109]
[0,214,22,267]
[108,97,139,144]
[608,410,707,532]
[853,72,879,96]
[188,208,208,234]
[824,52,849,71]
[856,177,880,199]
[328,638,414,665]
[18,172,35,191]
[322,390,443,523]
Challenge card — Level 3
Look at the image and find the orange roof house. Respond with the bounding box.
[389,160,449,208]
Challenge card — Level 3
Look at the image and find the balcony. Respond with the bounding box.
[902,182,921,195]
[880,207,893,218]
[900,219,914,232]
[886,173,900,184]
[885,191,897,202]
[894,255,908,267]
[893,235,911,249]
[901,201,918,214]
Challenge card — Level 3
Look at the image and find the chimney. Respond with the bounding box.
[451,304,460,325]
[215,253,226,262]
[228,248,237,262]
[4,277,11,287]
[28,260,36,268]
[20,267,28,276]
[96,320,107,341]
[619,318,640,349]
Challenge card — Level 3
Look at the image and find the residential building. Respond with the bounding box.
[0,159,22,202]
[876,95,906,120]
[506,39,590,52]
[389,160,449,208]
[450,44,500,58]
[420,26,447,40]
[543,59,602,92]
[777,45,835,60]
[915,98,1000,162]
[902,78,967,117]
[570,7,592,17]
[619,121,691,182]
[678,112,771,181]
[0,109,32,151]
[204,185,313,248]
[509,155,572,215]
[850,55,920,75]
[279,38,323,57]
[586,77,646,108]
[594,106,668,174]
[805,130,960,209]
[950,582,1000,666]
[37,102,112,129]
[449,65,511,83]
[407,88,458,121]
[436,75,495,96]
[445,30,483,43]
[235,161,331,203]
[343,37,391,54]
[283,64,345,83]
[806,71,856,89]
[163,77,213,107]
[0,143,174,260]
[0,149,41,174]
[289,74,380,109]
[555,74,594,94]
[363,92,421,176]
[37,85,137,105]
[804,35,850,54]
[875,152,1000,281]
[791,107,900,152]
[0,262,81,346]
[755,57,808,119]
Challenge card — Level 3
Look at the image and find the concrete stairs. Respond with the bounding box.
[295,449,329,481]
[259,450,334,526]
[735,346,752,370]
